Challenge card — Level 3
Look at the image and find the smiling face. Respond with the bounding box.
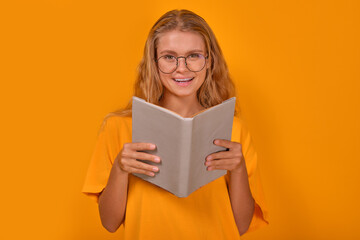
[156,30,209,100]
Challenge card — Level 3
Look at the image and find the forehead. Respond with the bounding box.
[156,30,206,54]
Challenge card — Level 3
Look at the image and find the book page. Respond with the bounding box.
[188,98,235,195]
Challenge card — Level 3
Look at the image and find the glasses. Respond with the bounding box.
[155,53,209,74]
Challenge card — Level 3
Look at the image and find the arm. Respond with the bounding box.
[205,139,254,235]
[98,142,160,233]
[227,160,255,235]
[98,160,129,233]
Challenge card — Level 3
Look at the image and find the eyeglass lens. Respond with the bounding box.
[157,54,206,74]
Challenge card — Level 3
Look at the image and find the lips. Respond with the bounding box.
[172,77,194,87]
[173,77,194,82]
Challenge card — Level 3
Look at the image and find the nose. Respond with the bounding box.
[176,57,188,72]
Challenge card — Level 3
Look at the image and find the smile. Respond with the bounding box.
[173,77,194,82]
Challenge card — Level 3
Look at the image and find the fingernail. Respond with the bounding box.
[153,167,159,172]
[207,156,212,160]
[150,172,155,176]
[155,157,160,162]
[151,144,156,149]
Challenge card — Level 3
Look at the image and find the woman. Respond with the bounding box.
[82,9,268,239]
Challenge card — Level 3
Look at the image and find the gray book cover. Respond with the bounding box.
[132,96,235,197]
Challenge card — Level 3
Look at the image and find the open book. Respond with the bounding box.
[132,96,236,197]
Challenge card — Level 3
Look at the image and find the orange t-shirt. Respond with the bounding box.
[82,114,269,239]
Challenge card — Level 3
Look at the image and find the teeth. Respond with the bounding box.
[174,78,193,82]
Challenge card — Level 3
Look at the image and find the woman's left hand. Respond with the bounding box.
[205,139,245,174]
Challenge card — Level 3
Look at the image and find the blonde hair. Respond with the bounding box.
[113,9,237,117]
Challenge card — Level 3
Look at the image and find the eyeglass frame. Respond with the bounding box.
[155,53,209,74]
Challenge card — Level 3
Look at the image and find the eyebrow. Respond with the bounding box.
[159,49,205,55]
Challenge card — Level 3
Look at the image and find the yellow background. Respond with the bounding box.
[1,0,359,239]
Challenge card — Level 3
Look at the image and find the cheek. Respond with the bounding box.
[197,71,207,84]
[159,73,171,87]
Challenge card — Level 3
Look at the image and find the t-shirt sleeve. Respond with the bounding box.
[226,117,269,232]
[81,115,123,203]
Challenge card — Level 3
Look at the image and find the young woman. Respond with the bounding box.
[82,9,268,239]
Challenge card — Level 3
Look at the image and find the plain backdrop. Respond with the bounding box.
[0,0,359,239]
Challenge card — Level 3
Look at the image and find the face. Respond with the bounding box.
[156,30,209,100]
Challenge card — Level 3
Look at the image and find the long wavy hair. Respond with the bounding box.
[112,9,237,117]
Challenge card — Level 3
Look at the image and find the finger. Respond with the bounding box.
[205,158,240,168]
[127,166,157,177]
[119,157,159,171]
[125,142,156,151]
[123,151,161,163]
[207,164,234,171]
[213,139,240,149]
[127,158,159,173]
[206,151,237,161]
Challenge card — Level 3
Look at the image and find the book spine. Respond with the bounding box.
[178,119,192,197]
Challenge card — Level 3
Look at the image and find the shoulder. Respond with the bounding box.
[232,116,241,128]
[232,115,254,144]
[99,113,132,134]
[232,115,247,134]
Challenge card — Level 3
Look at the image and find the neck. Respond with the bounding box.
[158,94,205,118]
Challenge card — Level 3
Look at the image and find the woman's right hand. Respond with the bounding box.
[115,142,161,177]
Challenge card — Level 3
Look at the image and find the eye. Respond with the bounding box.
[163,55,176,61]
[187,53,201,60]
